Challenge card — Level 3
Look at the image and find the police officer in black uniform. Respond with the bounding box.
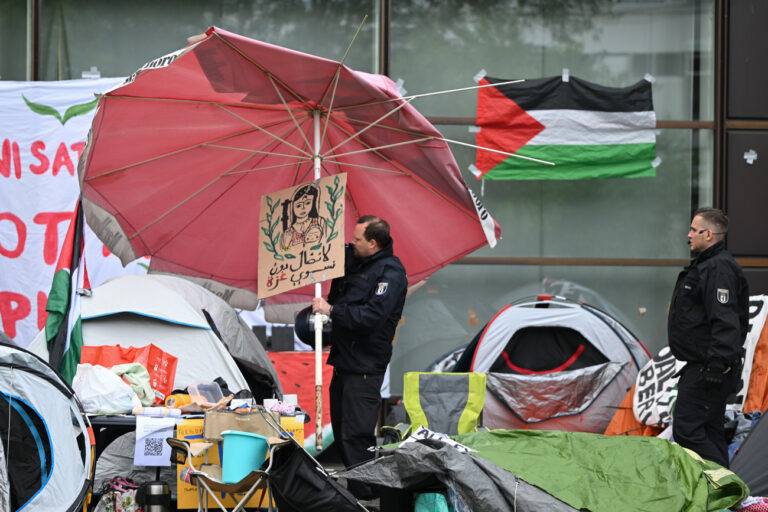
[668,207,748,467]
[312,215,407,499]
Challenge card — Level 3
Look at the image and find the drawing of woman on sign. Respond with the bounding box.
[280,183,327,251]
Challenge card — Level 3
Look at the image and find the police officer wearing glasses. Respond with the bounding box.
[668,207,748,467]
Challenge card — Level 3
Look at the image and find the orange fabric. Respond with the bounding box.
[743,318,768,413]
[603,384,662,437]
[80,344,178,404]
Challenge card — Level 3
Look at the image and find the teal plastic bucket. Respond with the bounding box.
[221,430,269,483]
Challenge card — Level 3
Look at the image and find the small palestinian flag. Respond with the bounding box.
[475,75,659,180]
[45,200,89,384]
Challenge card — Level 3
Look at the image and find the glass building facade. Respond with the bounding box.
[4,0,761,395]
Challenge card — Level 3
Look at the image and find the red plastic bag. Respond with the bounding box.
[80,344,178,404]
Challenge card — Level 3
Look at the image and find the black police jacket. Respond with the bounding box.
[326,240,407,374]
[668,241,749,365]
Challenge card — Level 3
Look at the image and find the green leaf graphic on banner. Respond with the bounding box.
[22,95,98,125]
[62,98,99,124]
[23,95,63,123]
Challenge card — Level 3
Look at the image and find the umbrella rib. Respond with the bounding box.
[329,137,434,159]
[102,94,308,113]
[323,113,554,165]
[128,152,253,241]
[204,143,310,161]
[319,161,362,221]
[321,96,415,157]
[215,104,311,158]
[320,159,407,175]
[207,119,317,176]
[330,78,526,112]
[439,137,554,165]
[337,114,440,139]
[210,31,317,112]
[84,126,271,181]
[227,161,314,175]
[265,74,314,153]
[319,15,368,146]
[319,67,343,154]
[323,118,486,226]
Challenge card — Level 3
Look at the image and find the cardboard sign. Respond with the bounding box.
[258,175,346,298]
[203,409,280,441]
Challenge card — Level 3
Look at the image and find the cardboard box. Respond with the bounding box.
[280,415,304,446]
[175,418,273,509]
[203,409,280,441]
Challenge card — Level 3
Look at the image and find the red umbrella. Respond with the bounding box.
[79,26,500,308]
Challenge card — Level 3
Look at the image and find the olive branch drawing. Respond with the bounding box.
[22,95,99,125]
[320,176,344,247]
[261,196,287,261]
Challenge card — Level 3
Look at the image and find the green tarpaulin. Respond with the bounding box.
[456,429,748,512]
[341,429,748,512]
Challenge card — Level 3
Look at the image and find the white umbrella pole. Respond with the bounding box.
[313,110,324,451]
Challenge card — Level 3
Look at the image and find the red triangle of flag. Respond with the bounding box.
[476,78,545,176]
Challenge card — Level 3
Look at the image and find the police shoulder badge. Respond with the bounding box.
[717,288,730,304]
[376,282,388,295]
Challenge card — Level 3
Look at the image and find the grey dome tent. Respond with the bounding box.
[0,341,93,512]
[29,273,282,399]
[453,296,651,433]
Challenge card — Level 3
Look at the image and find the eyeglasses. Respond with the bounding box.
[689,227,725,235]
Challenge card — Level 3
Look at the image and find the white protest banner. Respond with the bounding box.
[633,347,684,426]
[0,79,147,346]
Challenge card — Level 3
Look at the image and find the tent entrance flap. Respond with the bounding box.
[486,361,625,423]
[1,393,53,510]
[0,343,93,512]
[489,326,609,374]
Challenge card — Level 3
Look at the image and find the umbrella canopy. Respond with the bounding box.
[79,26,500,309]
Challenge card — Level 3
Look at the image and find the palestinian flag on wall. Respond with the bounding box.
[45,200,89,384]
[475,75,659,180]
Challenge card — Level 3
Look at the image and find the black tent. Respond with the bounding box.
[731,410,768,496]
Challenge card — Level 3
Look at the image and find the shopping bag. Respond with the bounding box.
[93,476,144,512]
[73,363,142,414]
[81,344,178,404]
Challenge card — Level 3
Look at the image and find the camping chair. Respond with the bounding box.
[166,408,288,512]
[168,408,366,512]
[393,372,487,439]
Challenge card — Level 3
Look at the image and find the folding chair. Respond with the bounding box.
[168,408,367,512]
[166,408,289,512]
[402,371,487,436]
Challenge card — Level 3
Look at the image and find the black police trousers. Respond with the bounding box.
[329,369,383,500]
[672,363,739,467]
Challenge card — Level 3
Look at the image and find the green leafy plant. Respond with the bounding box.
[22,95,99,125]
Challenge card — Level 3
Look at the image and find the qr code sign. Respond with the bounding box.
[144,437,164,457]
